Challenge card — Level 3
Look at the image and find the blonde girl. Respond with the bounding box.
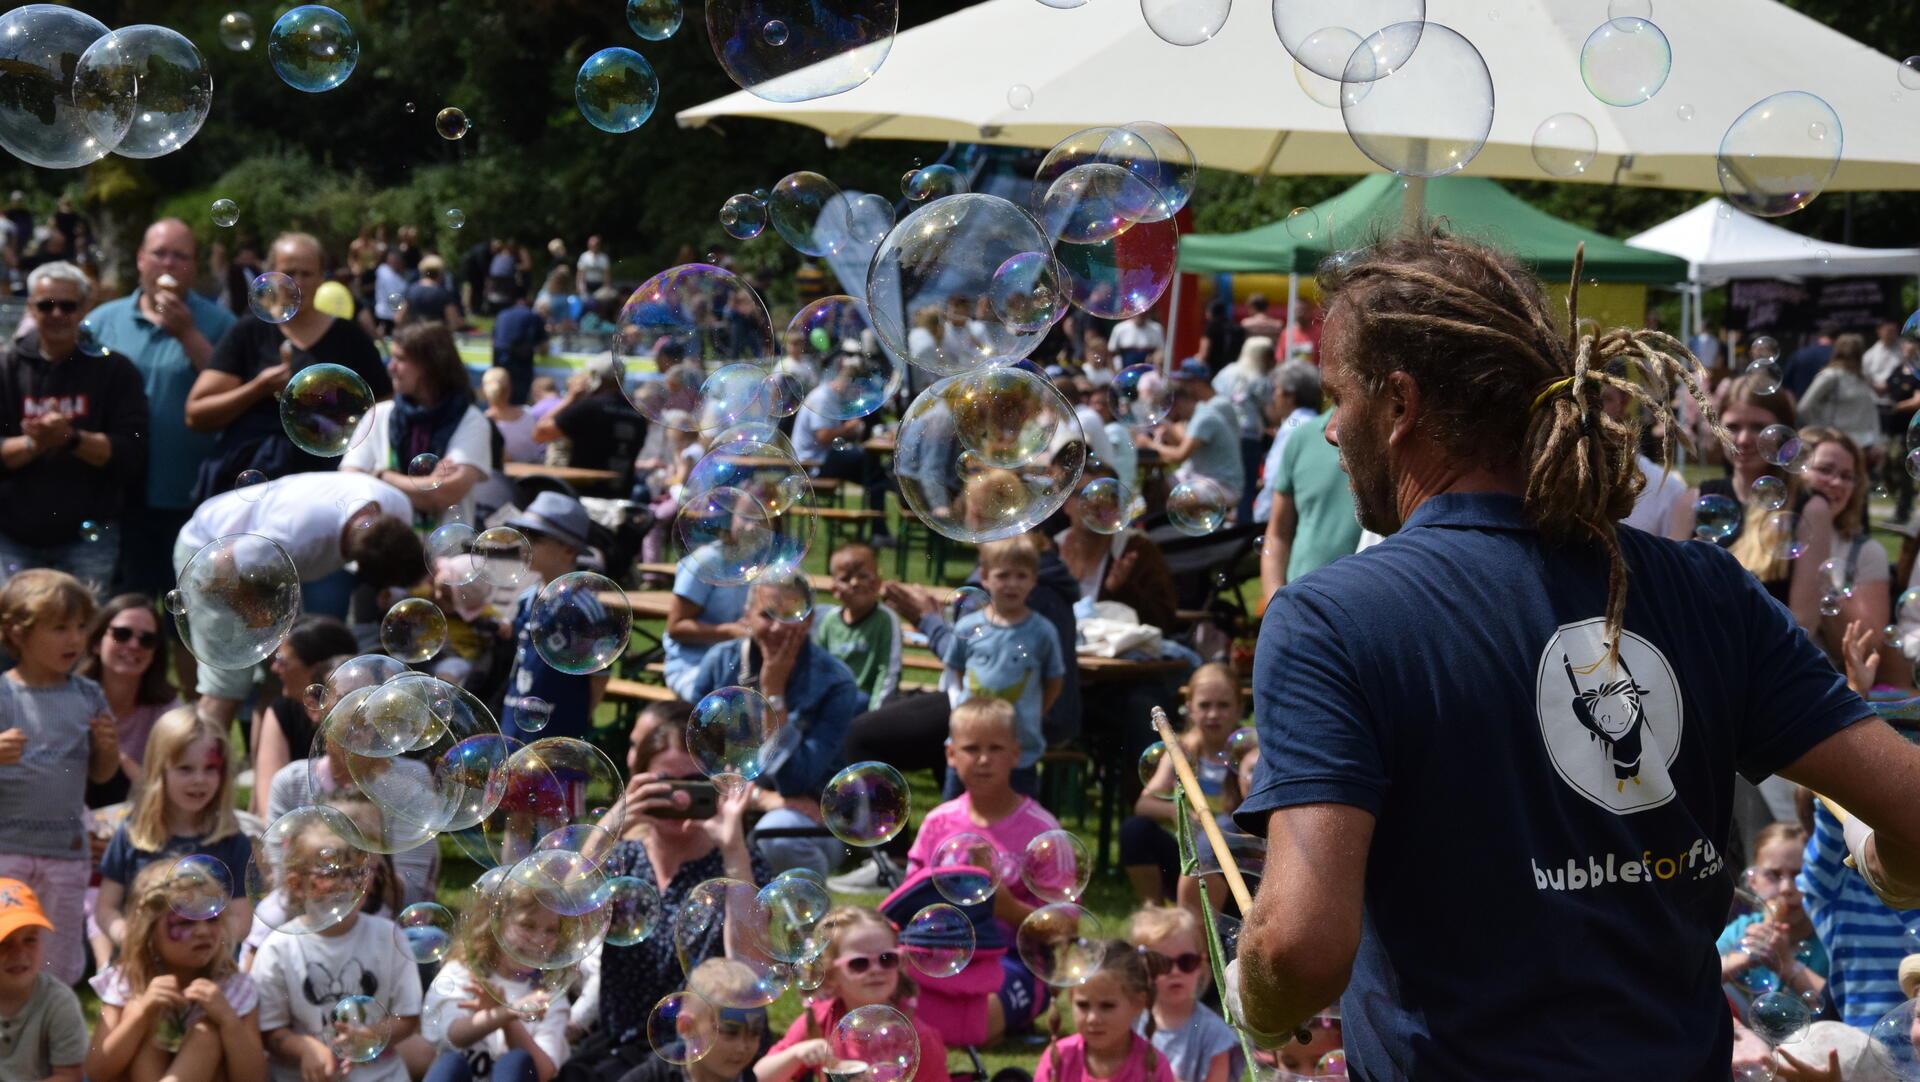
[95,706,251,956]
[1036,941,1174,1082]
[1124,664,1244,903]
[1127,907,1241,1082]
[83,860,266,1082]
[418,878,573,1082]
[758,906,950,1082]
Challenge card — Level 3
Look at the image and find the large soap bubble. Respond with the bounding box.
[244,805,374,935]
[491,851,611,969]
[72,25,212,160]
[706,0,898,103]
[1114,122,1197,221]
[1531,113,1599,178]
[0,5,115,170]
[398,902,456,963]
[1020,829,1091,904]
[867,194,1054,378]
[903,902,976,978]
[1340,22,1494,178]
[268,5,358,93]
[281,363,374,457]
[791,300,899,420]
[380,598,447,664]
[673,878,789,1007]
[529,572,632,676]
[1272,0,1426,81]
[682,439,818,577]
[456,737,625,869]
[988,252,1067,334]
[769,172,847,259]
[836,1004,921,1082]
[822,761,911,846]
[1054,216,1179,320]
[1040,164,1163,246]
[757,874,832,964]
[173,534,302,672]
[895,370,1086,544]
[1716,92,1843,218]
[321,675,511,842]
[1015,904,1106,988]
[688,686,776,781]
[1870,999,1920,1080]
[1579,16,1670,108]
[674,488,775,586]
[621,266,774,412]
[576,47,659,133]
[1141,0,1230,46]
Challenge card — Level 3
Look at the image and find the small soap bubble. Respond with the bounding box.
[905,164,968,202]
[219,11,256,51]
[1015,903,1105,988]
[627,0,683,40]
[835,1005,922,1082]
[444,208,465,230]
[1693,494,1740,542]
[930,831,1004,906]
[688,686,773,781]
[1763,510,1807,560]
[1285,206,1321,241]
[517,696,555,734]
[1749,989,1812,1046]
[1227,726,1258,765]
[530,571,633,675]
[380,598,448,664]
[762,19,789,46]
[1168,478,1231,535]
[166,855,232,921]
[280,364,374,458]
[1677,103,1696,122]
[758,875,833,964]
[211,198,239,227]
[435,107,471,140]
[903,903,976,979]
[720,193,769,240]
[822,761,911,846]
[1008,84,1034,110]
[946,586,991,641]
[329,995,392,1063]
[397,902,455,963]
[1758,424,1802,467]
[576,47,660,133]
[1901,57,1920,92]
[988,251,1066,334]
[248,272,300,324]
[1907,446,1920,481]
[471,526,534,588]
[1073,477,1133,535]
[164,590,186,615]
[1750,474,1787,511]
[1744,358,1783,396]
[1021,829,1091,904]
[600,875,664,946]
[1579,17,1671,107]
[1112,363,1172,428]
[406,452,443,490]
[1138,742,1167,786]
[269,5,359,93]
[650,991,717,1065]
[756,569,816,624]
[303,683,329,712]
[1531,113,1599,177]
[770,171,847,259]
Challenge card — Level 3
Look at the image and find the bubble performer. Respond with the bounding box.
[1229,226,1920,1080]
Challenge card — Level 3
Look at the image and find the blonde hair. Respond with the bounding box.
[482,367,513,403]
[1180,662,1242,755]
[1128,903,1201,948]
[976,535,1039,574]
[119,859,237,995]
[127,707,240,851]
[688,957,763,1007]
[0,568,96,654]
[804,906,916,1040]
[950,697,1016,739]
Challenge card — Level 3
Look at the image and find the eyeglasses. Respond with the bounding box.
[835,951,900,974]
[1138,947,1205,975]
[107,626,160,649]
[32,299,78,315]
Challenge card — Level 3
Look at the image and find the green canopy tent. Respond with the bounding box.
[1179,174,1689,284]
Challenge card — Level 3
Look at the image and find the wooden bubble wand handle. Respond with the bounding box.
[1152,706,1255,915]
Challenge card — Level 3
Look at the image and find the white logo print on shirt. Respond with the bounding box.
[1533,618,1684,815]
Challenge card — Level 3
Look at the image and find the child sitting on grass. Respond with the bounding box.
[0,878,87,1081]
[1127,906,1240,1082]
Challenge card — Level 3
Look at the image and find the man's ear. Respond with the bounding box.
[1384,371,1421,448]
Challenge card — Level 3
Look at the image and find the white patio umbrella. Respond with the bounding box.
[677,0,1920,194]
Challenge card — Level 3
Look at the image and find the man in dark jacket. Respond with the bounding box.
[0,262,149,595]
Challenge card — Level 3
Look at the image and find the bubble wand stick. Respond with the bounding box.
[1150,706,1253,916]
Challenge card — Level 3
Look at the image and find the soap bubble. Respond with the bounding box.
[1021,829,1091,904]
[444,209,465,230]
[268,6,359,93]
[946,585,990,639]
[674,488,776,586]
[703,363,792,430]
[823,761,910,846]
[329,996,392,1063]
[73,25,213,160]
[793,303,899,421]
[650,991,718,1065]
[770,172,848,258]
[706,0,897,102]
[1008,83,1034,109]
[1112,364,1172,428]
[682,439,818,576]
[330,680,506,843]
[758,874,832,964]
[490,852,611,969]
[211,199,240,227]
[1749,990,1812,1046]
[219,11,256,51]
[1531,113,1599,177]
[380,598,448,664]
[164,590,186,615]
[530,572,632,676]
[1608,0,1652,22]
[836,1004,921,1082]
[1868,999,1920,1080]
[868,194,1055,376]
[406,453,443,491]
[426,522,478,577]
[1908,447,1920,482]
[1902,57,1920,93]
[173,534,302,671]
[249,272,301,324]
[1693,494,1739,542]
[905,164,968,202]
[629,0,684,39]
[930,832,1004,906]
[398,902,456,963]
[1016,904,1105,988]
[1142,0,1230,46]
[1293,45,1350,108]
[244,805,374,935]
[688,686,774,781]
[673,878,788,1006]
[1750,474,1788,511]
[1271,0,1426,81]
[0,6,114,170]
[1073,477,1134,535]
[1762,510,1806,560]
[1055,212,1179,320]
[816,192,897,262]
[620,266,775,412]
[1744,358,1784,396]
[1341,22,1494,178]
[461,738,624,869]
[600,876,664,946]
[280,364,374,457]
[989,251,1067,334]
[1040,164,1163,245]
[1138,742,1167,785]
[577,47,660,133]
[757,569,817,623]
[1752,336,1781,361]
[230,471,267,501]
[895,370,1087,543]
[1285,206,1321,241]
[1107,122,1197,221]
[471,526,535,589]
[903,903,976,979]
[720,194,769,240]
[1579,17,1671,107]
[1717,92,1843,218]
[165,854,233,921]
[435,107,470,140]
[1759,424,1802,467]
[1168,478,1232,535]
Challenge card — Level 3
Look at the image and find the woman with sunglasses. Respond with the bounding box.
[79,594,180,809]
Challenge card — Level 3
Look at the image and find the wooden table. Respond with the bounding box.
[504,462,624,485]
[864,436,896,456]
[1075,655,1190,684]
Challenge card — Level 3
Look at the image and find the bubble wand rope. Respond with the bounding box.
[1152,706,1254,915]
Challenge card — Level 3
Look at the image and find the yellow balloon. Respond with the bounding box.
[313,280,356,320]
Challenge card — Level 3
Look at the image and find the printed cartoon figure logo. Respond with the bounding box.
[1535,619,1683,814]
[302,959,379,1009]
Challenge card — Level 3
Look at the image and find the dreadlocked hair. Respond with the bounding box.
[1317,224,1728,664]
[1049,940,1161,1077]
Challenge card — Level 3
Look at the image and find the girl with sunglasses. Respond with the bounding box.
[757,907,950,1082]
[80,593,181,808]
[1127,906,1242,1082]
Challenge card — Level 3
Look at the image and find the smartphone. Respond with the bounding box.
[650,779,718,820]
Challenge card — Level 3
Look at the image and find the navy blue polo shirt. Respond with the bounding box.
[1236,492,1866,1082]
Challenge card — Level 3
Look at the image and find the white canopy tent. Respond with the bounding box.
[678,0,1920,193]
[1627,198,1920,285]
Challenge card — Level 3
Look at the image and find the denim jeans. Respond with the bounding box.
[0,523,121,600]
[424,1047,539,1082]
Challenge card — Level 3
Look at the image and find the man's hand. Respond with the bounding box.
[26,411,72,448]
[150,287,195,339]
[0,728,25,765]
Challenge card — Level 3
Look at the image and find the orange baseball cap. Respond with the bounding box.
[0,878,54,941]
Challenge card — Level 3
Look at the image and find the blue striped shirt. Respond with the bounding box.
[1799,803,1920,1028]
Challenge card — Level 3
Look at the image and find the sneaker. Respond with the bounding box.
[827,853,901,893]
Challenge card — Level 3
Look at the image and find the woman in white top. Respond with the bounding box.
[344,321,494,530]
[1799,334,1882,466]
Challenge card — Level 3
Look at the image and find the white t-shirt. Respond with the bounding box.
[1623,455,1690,537]
[177,473,414,583]
[422,960,571,1074]
[1864,340,1904,388]
[576,250,610,290]
[253,915,424,1082]
[1109,319,1166,354]
[341,402,496,530]
[1069,405,1116,471]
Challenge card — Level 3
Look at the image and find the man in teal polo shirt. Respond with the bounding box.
[90,218,234,595]
[1257,409,1360,606]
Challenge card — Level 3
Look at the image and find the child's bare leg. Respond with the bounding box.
[157,1021,226,1082]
